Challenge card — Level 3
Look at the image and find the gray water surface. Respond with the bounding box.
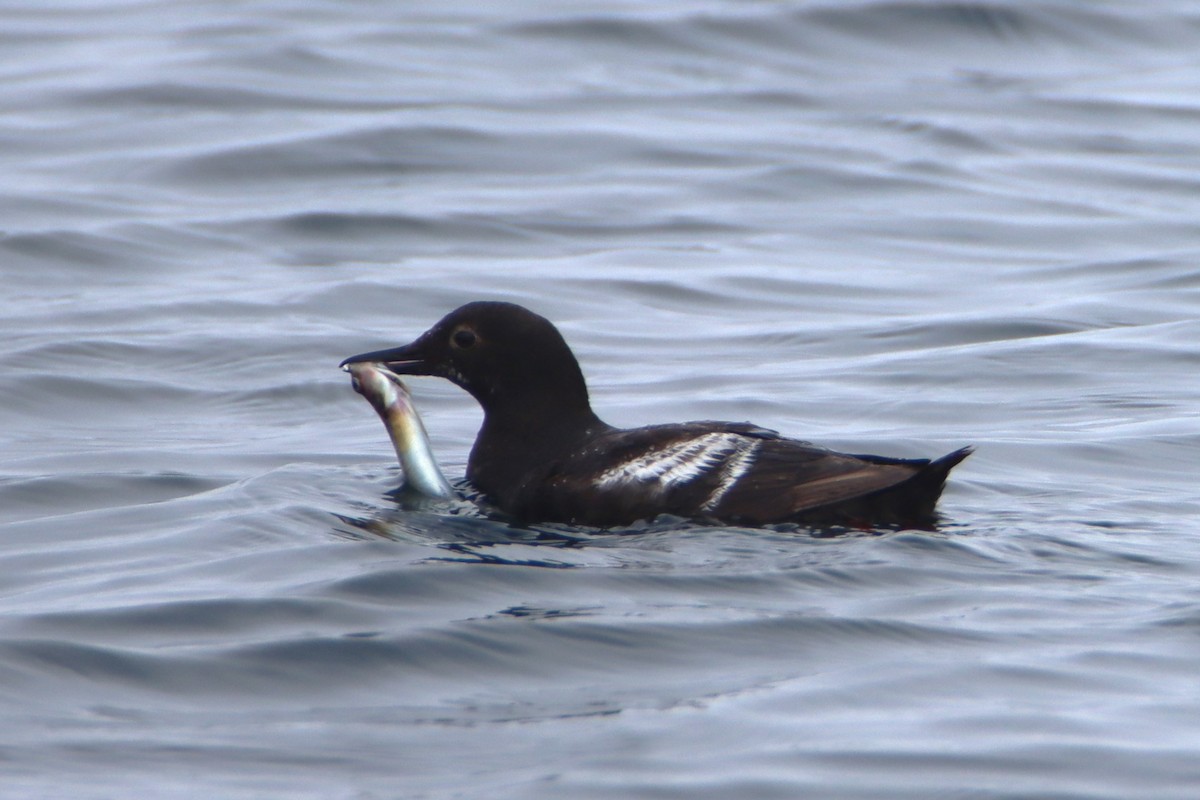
[3,2,1200,798]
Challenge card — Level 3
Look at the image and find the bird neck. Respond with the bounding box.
[477,389,607,450]
[468,384,610,491]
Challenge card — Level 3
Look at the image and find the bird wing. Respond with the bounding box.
[709,438,927,523]
[518,422,935,527]
[523,423,767,525]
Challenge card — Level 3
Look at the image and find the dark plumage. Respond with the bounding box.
[341,301,971,529]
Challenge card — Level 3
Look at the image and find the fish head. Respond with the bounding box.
[342,361,417,426]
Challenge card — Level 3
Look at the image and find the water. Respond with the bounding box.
[3,1,1200,797]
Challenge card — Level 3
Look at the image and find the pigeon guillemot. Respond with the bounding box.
[340,301,972,528]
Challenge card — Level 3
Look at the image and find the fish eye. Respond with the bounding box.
[452,328,477,349]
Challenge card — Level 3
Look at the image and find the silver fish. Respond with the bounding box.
[343,362,455,499]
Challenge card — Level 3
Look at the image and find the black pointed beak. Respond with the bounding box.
[339,342,427,374]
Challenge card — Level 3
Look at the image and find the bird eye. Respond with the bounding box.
[452,329,477,349]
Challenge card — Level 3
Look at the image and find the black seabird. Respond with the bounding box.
[341,301,972,529]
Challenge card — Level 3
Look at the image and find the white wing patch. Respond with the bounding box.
[593,432,760,509]
[700,440,759,512]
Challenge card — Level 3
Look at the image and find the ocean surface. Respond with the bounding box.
[3,1,1199,797]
